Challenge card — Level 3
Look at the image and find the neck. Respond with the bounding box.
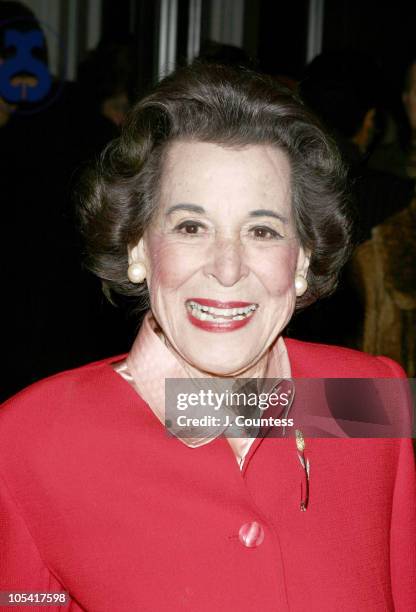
[161,332,275,380]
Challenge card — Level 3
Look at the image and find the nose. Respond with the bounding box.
[203,235,249,287]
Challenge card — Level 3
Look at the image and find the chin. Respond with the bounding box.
[205,363,242,376]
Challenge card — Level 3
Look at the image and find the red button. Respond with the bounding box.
[238,521,265,548]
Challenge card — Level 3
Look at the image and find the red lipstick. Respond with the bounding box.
[185,298,258,333]
[187,298,254,308]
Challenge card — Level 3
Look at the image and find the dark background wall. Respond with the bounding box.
[98,0,416,101]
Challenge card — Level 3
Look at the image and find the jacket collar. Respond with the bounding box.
[114,311,292,452]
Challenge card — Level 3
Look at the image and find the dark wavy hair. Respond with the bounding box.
[77,62,352,311]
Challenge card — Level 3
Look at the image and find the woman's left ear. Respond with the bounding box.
[128,237,146,265]
[127,238,148,284]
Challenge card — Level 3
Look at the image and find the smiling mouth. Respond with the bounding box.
[186,299,258,323]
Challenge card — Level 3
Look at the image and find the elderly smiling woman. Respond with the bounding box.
[0,64,415,612]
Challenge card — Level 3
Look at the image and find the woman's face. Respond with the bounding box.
[131,141,309,376]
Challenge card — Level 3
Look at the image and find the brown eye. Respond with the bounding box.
[175,221,205,234]
[251,226,281,239]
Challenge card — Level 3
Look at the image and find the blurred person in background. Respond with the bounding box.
[401,57,416,178]
[0,2,132,402]
[369,56,416,180]
[0,0,49,126]
[197,39,253,67]
[289,50,415,348]
[298,50,414,242]
[76,39,135,159]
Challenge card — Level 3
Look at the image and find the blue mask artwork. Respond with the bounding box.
[0,29,51,103]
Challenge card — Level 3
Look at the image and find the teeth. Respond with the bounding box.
[187,300,258,322]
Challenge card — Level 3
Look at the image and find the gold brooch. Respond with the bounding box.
[295,429,310,511]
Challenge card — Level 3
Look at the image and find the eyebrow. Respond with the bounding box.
[166,204,289,223]
[166,204,205,216]
[249,209,288,224]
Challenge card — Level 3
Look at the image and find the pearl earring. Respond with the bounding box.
[127,262,147,284]
[295,275,308,296]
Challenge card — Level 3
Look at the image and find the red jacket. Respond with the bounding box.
[0,339,415,611]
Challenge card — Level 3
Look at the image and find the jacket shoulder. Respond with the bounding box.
[284,338,407,378]
[0,355,134,478]
[0,355,127,417]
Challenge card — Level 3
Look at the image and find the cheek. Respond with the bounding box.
[249,245,299,296]
[144,235,200,292]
